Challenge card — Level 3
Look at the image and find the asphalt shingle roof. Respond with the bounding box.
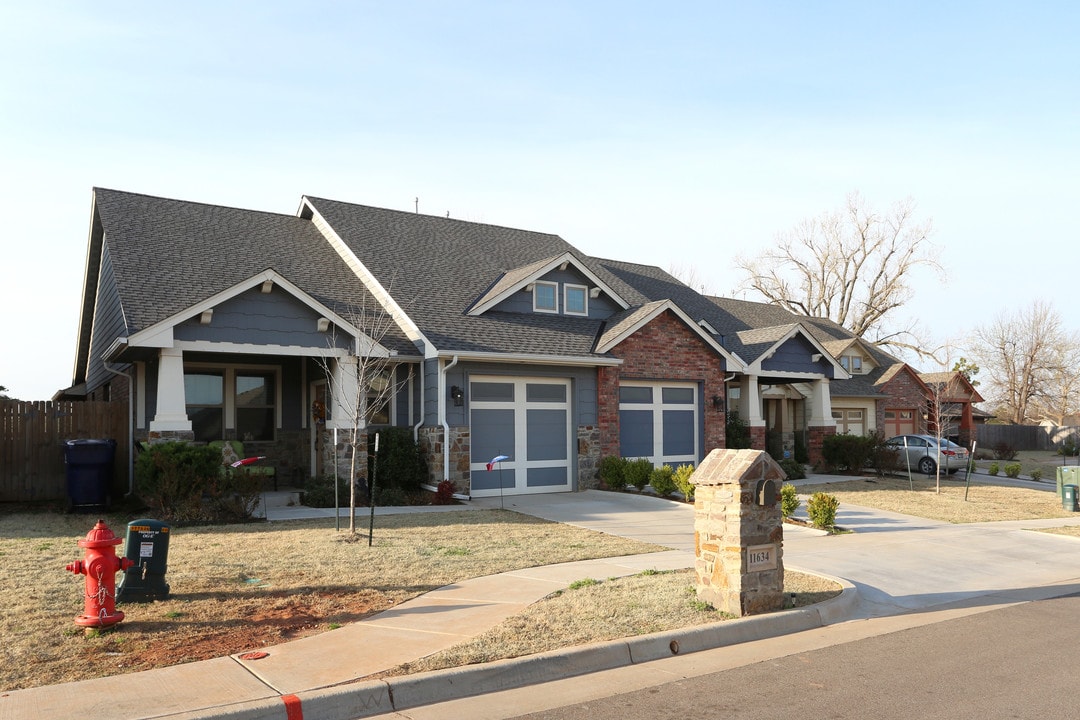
[92,188,415,354]
[304,197,613,357]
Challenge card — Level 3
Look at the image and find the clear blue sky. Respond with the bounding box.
[1,1,1076,400]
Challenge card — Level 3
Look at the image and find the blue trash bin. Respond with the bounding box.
[64,439,117,511]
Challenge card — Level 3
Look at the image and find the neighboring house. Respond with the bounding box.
[62,188,954,498]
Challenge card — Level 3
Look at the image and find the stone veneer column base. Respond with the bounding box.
[692,449,785,617]
[577,425,601,490]
[148,430,194,444]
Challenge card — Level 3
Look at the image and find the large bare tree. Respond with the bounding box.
[736,193,941,359]
[969,300,1080,425]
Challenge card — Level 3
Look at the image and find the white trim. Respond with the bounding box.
[135,361,146,429]
[532,281,559,314]
[301,198,433,356]
[563,283,588,316]
[173,340,359,358]
[436,350,623,367]
[467,251,631,316]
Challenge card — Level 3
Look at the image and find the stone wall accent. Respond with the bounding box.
[319,428,367,491]
[418,425,472,494]
[691,448,785,617]
[577,424,601,489]
[597,310,727,459]
[147,430,194,444]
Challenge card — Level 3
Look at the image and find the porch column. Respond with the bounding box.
[149,348,192,432]
[326,356,360,430]
[740,375,766,450]
[807,378,834,428]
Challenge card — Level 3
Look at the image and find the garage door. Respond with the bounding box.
[469,376,572,496]
[885,409,916,437]
[618,381,698,466]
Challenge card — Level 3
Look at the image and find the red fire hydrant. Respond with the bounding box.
[65,520,134,629]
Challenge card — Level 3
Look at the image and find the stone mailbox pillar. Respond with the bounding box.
[691,448,785,617]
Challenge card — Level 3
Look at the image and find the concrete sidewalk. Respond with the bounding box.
[6,482,1080,720]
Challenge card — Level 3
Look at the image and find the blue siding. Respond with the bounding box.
[761,336,821,374]
[489,267,622,320]
[174,287,352,350]
[86,244,129,393]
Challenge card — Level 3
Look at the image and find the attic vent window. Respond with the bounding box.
[533,281,558,313]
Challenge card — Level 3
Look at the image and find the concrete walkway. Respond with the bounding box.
[6,478,1080,720]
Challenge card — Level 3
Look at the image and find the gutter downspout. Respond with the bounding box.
[412,363,424,444]
[103,362,135,497]
[440,355,459,484]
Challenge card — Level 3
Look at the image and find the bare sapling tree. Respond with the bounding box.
[736,192,942,360]
[969,300,1080,425]
[925,373,963,494]
[317,290,413,537]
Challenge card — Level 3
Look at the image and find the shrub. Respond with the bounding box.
[821,433,884,473]
[807,492,840,529]
[1060,440,1080,457]
[673,463,695,501]
[778,458,806,480]
[649,464,677,497]
[434,479,456,504]
[624,458,653,491]
[368,427,427,495]
[301,473,350,508]
[992,441,1018,461]
[780,483,800,518]
[135,442,261,524]
[1004,462,1022,478]
[598,455,627,491]
[374,486,408,506]
[1030,468,1043,481]
[988,462,1000,476]
[726,411,751,449]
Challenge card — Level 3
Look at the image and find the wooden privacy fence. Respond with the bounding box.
[976,423,1080,452]
[0,400,129,502]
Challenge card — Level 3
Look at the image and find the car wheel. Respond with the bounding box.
[918,456,936,475]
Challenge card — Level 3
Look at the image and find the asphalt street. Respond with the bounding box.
[506,592,1080,720]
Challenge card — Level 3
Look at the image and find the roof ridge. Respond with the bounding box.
[94,187,303,221]
[303,195,565,238]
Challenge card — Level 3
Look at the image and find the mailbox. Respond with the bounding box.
[117,519,171,602]
[755,478,777,506]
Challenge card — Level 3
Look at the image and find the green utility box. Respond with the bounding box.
[1064,485,1078,513]
[1057,467,1080,499]
[117,519,171,602]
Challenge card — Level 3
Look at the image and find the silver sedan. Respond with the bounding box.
[885,434,970,475]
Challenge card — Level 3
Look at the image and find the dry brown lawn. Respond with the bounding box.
[0,507,840,692]
[798,475,1072,523]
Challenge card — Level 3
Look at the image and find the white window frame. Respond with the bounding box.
[533,281,559,314]
[563,283,588,316]
[184,361,282,440]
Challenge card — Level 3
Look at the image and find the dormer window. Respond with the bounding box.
[840,355,863,373]
[564,284,588,316]
[533,281,558,313]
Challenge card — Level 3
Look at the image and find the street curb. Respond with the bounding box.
[192,570,857,720]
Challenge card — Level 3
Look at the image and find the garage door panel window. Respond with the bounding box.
[471,382,515,402]
[619,386,653,404]
[470,409,516,463]
[662,409,695,456]
[527,384,566,403]
[662,387,694,404]
[619,409,655,457]
[527,409,568,461]
[472,468,516,491]
[528,467,568,487]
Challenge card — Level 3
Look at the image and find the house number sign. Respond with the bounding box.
[747,544,777,571]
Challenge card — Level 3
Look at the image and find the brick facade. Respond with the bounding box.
[879,367,929,435]
[597,310,726,461]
